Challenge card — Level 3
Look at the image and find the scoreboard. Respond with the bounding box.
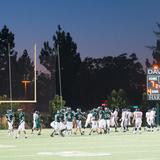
[147,67,160,100]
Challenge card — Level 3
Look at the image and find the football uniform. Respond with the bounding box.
[91,110,98,129]
[33,112,38,129]
[65,111,74,130]
[146,111,151,127]
[99,110,106,129]
[75,112,83,129]
[6,110,14,132]
[18,111,25,132]
[150,110,156,127]
[85,112,92,128]
[104,109,111,133]
[133,110,143,133]
[121,110,129,132]
[35,114,41,129]
[54,113,61,130]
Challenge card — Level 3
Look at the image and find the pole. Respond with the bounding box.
[57,44,63,107]
[8,43,13,110]
[156,102,160,126]
[34,44,37,102]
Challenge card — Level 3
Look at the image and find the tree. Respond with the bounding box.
[117,89,128,108]
[49,95,66,114]
[39,41,56,99]
[16,49,34,99]
[73,53,145,109]
[0,25,17,98]
[142,92,148,109]
[146,23,160,66]
[53,25,81,106]
[109,89,118,108]
[39,25,81,106]
[108,89,128,109]
[37,72,53,111]
[152,23,160,63]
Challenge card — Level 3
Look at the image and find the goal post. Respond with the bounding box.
[0,44,37,103]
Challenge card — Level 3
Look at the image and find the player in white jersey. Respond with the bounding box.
[121,109,129,132]
[150,108,156,131]
[31,111,38,134]
[132,109,143,134]
[145,109,151,131]
[110,110,114,127]
[127,109,132,127]
[84,111,92,128]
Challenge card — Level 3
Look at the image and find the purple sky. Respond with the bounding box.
[0,0,160,70]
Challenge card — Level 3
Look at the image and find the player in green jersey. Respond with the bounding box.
[104,107,111,134]
[16,109,27,138]
[74,108,85,135]
[65,107,75,135]
[35,111,42,135]
[5,109,14,135]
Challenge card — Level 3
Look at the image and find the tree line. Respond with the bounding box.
[0,24,160,112]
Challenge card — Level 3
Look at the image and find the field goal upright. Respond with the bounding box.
[0,44,37,103]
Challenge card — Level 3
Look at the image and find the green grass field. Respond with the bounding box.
[0,129,160,160]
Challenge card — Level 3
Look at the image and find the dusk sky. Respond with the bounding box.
[1,0,160,69]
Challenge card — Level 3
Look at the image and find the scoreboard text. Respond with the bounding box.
[147,67,160,100]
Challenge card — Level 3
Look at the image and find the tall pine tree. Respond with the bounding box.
[0,25,17,98]
[39,25,81,105]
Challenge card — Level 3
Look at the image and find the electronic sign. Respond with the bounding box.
[147,67,160,100]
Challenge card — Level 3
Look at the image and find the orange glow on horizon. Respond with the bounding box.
[153,65,159,70]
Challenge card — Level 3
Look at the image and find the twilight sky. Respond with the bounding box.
[0,0,160,69]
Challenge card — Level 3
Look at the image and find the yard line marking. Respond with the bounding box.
[0,144,16,148]
[128,158,160,160]
[37,151,111,157]
[0,155,34,158]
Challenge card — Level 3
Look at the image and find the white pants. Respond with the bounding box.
[106,119,110,128]
[146,118,151,126]
[91,120,98,129]
[54,122,60,130]
[8,121,13,130]
[66,121,73,130]
[99,119,106,129]
[18,121,25,131]
[150,118,155,126]
[135,118,142,128]
[50,121,55,128]
[85,120,91,128]
[76,120,82,129]
[33,120,36,129]
[59,122,66,130]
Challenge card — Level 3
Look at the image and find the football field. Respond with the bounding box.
[0,129,160,160]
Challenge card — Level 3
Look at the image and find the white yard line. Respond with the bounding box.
[37,151,111,157]
[0,144,16,148]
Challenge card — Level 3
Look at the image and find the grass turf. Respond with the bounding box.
[0,128,159,160]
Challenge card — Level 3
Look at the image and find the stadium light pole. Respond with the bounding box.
[56,44,63,107]
[8,43,13,110]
